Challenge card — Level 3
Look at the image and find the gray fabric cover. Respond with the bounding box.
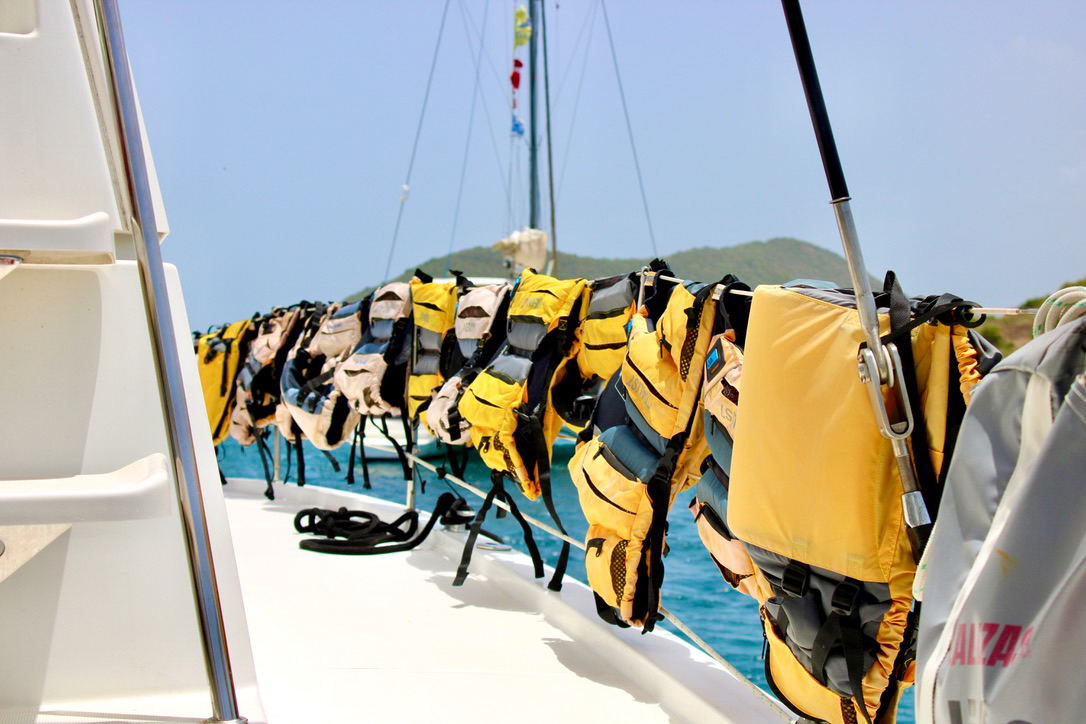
[746,544,891,700]
[916,317,1086,723]
[618,382,667,455]
[507,318,546,352]
[597,425,660,483]
[490,353,532,385]
[695,466,730,531]
[369,319,394,342]
[416,328,442,353]
[587,276,635,317]
[704,410,733,476]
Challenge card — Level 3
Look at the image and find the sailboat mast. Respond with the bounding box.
[528,0,540,230]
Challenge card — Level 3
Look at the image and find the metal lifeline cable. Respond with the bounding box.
[382,0,453,285]
[445,0,492,275]
[599,0,658,257]
[365,439,787,717]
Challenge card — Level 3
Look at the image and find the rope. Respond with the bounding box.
[1034,286,1086,337]
[382,0,453,284]
[365,439,780,713]
[600,0,658,257]
[445,0,492,275]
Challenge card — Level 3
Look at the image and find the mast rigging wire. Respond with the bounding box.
[446,0,493,274]
[382,0,453,284]
[458,0,517,216]
[557,0,600,200]
[554,0,598,109]
[600,0,658,257]
[541,0,558,275]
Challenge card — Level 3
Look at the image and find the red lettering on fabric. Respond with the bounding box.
[987,624,1021,667]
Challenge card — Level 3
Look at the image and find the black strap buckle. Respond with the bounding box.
[831,580,862,616]
[781,562,809,598]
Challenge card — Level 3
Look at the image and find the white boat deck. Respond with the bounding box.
[223,478,788,723]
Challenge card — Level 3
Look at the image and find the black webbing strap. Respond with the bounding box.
[321,449,341,473]
[376,415,412,480]
[640,284,714,632]
[454,472,544,587]
[641,438,681,633]
[218,338,233,395]
[809,579,873,724]
[881,272,942,535]
[297,367,336,404]
[294,436,306,487]
[453,474,502,586]
[253,429,275,500]
[346,418,371,488]
[526,413,570,592]
[445,444,469,480]
[593,591,631,629]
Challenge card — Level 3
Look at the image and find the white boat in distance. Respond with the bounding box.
[0,2,787,722]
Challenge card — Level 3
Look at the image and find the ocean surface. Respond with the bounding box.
[217,437,915,723]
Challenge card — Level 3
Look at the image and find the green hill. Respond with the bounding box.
[348,237,859,300]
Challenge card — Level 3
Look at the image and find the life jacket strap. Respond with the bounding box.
[453,472,544,587]
[808,578,873,724]
[253,428,275,500]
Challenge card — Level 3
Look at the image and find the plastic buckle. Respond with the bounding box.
[831,580,862,616]
[781,562,809,598]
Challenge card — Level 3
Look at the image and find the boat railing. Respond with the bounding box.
[94,1,244,721]
[363,438,788,718]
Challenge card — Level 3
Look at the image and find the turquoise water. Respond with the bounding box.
[217,438,914,723]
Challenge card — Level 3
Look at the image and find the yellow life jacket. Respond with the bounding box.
[426,282,511,445]
[194,318,255,446]
[688,280,756,597]
[458,269,588,499]
[406,277,460,423]
[574,273,637,382]
[723,280,988,724]
[568,277,718,631]
[453,269,588,592]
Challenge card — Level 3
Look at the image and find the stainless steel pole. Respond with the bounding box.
[781,0,930,554]
[405,312,418,512]
[94,1,244,721]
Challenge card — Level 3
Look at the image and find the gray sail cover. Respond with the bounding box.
[916,317,1086,723]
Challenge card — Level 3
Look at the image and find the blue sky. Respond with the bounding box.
[119,1,1086,330]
